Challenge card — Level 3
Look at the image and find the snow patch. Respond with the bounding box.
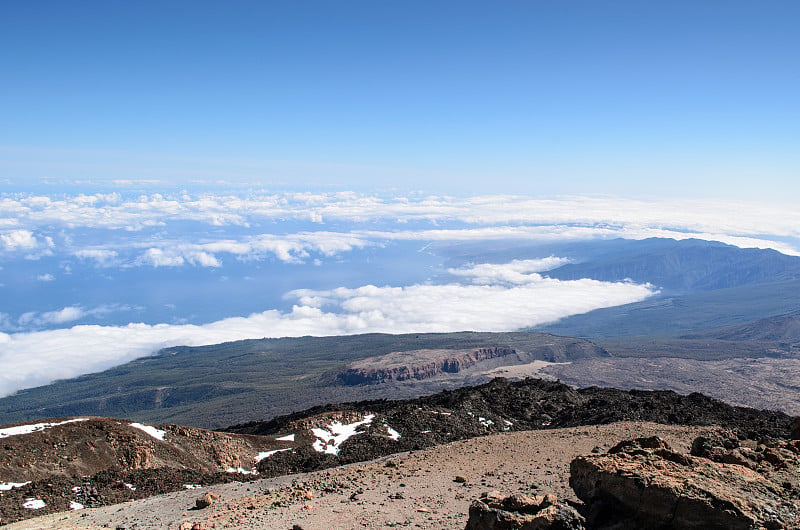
[275,433,295,442]
[129,422,166,441]
[311,414,375,455]
[124,483,136,491]
[384,424,401,441]
[226,467,258,475]
[183,484,202,489]
[255,448,291,462]
[0,418,90,438]
[23,498,45,509]
[0,481,30,490]
[478,417,494,428]
[70,501,84,510]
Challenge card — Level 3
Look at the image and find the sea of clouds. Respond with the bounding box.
[1,191,799,396]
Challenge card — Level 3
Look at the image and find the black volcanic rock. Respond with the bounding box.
[228,378,792,441]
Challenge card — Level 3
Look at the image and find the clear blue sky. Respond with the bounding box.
[1,1,798,198]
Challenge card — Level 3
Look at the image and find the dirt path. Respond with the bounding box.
[7,422,720,529]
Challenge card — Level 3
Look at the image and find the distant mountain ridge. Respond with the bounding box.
[545,238,800,294]
[536,279,800,338]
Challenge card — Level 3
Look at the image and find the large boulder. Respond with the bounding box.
[570,436,800,529]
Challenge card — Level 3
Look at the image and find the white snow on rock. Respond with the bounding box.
[255,448,291,462]
[124,483,136,491]
[384,424,401,441]
[275,433,295,442]
[70,501,84,510]
[226,466,258,475]
[479,417,494,428]
[0,481,30,490]
[129,422,166,440]
[0,418,89,438]
[311,414,375,455]
[183,484,202,489]
[22,498,45,509]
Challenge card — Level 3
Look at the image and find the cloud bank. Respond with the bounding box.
[2,193,799,267]
[0,261,654,396]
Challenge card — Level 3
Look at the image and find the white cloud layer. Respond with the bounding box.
[0,261,654,396]
[2,192,799,264]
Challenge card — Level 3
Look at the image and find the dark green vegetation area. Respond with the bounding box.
[0,332,596,429]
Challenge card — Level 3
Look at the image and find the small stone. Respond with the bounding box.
[541,493,558,507]
[179,523,192,530]
[305,490,314,500]
[454,475,468,483]
[191,524,203,530]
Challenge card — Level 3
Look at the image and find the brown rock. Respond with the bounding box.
[466,494,585,530]
[195,492,218,509]
[454,475,468,483]
[179,523,192,530]
[570,439,800,529]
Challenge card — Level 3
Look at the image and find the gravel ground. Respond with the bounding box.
[7,421,721,529]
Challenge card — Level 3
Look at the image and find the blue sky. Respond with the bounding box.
[2,1,798,198]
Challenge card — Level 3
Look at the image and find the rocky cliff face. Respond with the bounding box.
[334,339,608,386]
[335,347,517,385]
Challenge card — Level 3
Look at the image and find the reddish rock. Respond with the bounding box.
[570,437,800,529]
[466,491,585,529]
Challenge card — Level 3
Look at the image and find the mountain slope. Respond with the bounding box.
[544,238,800,294]
[681,313,800,342]
[0,332,605,429]
[0,378,792,525]
[535,279,800,338]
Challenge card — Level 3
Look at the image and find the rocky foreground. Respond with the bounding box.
[0,378,797,527]
[7,421,800,529]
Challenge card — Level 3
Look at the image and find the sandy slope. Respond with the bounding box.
[7,422,720,529]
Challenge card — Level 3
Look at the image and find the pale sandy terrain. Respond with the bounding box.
[9,422,721,530]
